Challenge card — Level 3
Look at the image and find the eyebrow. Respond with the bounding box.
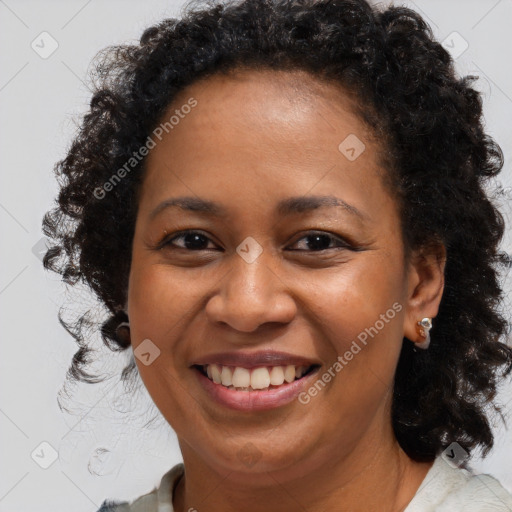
[149,194,368,221]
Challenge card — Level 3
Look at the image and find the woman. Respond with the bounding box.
[42,0,512,510]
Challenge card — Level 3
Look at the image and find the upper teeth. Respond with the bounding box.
[204,364,309,390]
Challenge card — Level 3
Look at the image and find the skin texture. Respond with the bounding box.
[127,69,446,512]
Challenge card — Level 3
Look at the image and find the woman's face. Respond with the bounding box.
[127,69,442,479]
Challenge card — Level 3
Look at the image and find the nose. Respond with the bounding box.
[205,250,297,333]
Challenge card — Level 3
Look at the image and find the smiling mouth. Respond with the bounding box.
[193,363,320,391]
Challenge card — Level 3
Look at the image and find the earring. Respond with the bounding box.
[414,317,432,350]
[115,317,131,347]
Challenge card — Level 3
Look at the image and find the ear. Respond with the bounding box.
[403,241,446,343]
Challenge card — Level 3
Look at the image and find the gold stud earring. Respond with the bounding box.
[415,317,432,350]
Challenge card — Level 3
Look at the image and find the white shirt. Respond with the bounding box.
[405,455,512,511]
[97,456,512,511]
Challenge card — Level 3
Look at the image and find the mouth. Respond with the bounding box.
[193,363,321,392]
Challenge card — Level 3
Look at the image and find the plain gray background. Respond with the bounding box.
[1,0,511,510]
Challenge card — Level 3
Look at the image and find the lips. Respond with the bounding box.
[191,350,321,369]
[193,363,321,411]
[196,363,315,390]
[190,350,322,410]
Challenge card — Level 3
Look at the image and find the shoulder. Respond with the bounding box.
[96,499,131,512]
[95,463,185,512]
[406,456,512,512]
[438,471,512,512]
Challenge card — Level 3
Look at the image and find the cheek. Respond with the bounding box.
[126,262,201,422]
[300,254,406,403]
[302,255,404,344]
[127,262,202,343]
[292,270,403,436]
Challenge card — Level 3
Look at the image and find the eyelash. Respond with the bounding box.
[156,229,355,252]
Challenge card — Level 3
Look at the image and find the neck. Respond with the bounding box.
[173,412,433,512]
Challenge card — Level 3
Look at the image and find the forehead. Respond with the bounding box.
[138,68,393,223]
[170,67,368,135]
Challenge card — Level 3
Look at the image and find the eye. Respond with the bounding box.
[156,229,353,252]
[288,231,353,251]
[159,230,219,251]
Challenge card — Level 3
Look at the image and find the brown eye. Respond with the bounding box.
[160,230,218,251]
[288,232,353,252]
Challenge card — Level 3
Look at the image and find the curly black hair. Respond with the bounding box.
[42,0,512,463]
